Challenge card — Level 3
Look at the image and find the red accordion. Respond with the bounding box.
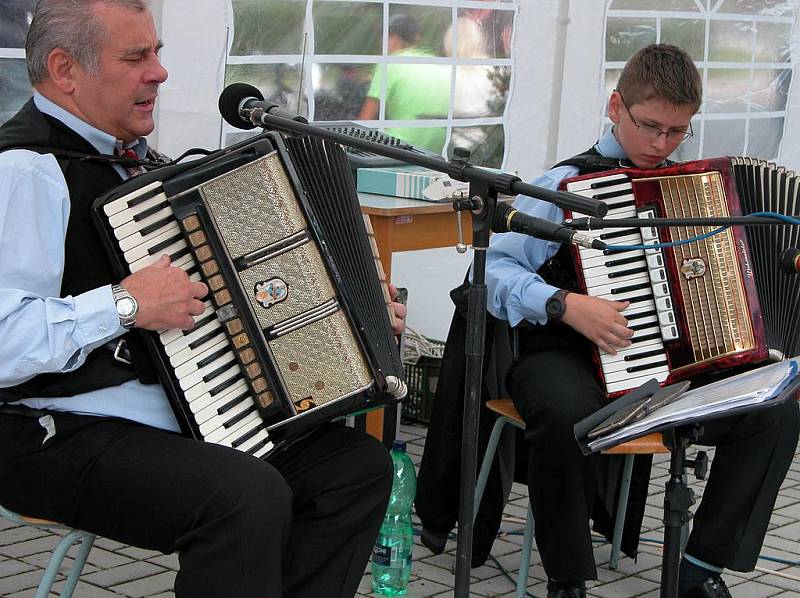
[560,157,800,397]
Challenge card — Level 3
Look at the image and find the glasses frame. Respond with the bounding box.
[615,90,694,144]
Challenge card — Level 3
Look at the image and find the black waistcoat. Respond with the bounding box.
[0,98,158,400]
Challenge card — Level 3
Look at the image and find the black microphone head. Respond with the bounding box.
[780,247,800,274]
[219,82,264,130]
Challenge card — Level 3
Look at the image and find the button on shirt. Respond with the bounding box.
[0,92,180,432]
[483,127,628,327]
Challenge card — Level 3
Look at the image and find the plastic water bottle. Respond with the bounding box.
[372,440,416,596]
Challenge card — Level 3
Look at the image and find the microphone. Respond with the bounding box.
[493,202,607,250]
[218,82,308,130]
[780,247,800,274]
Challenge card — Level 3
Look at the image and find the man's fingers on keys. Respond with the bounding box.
[190,280,209,299]
[189,299,206,317]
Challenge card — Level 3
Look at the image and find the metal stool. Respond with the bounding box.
[0,504,95,598]
[474,398,669,597]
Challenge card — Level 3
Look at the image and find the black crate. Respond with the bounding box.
[402,356,441,424]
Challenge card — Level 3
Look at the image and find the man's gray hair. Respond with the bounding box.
[26,0,150,85]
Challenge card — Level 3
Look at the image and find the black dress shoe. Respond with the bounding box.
[678,575,732,598]
[546,584,587,598]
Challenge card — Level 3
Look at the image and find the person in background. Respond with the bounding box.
[358,13,450,153]
[0,1,405,596]
[483,43,799,598]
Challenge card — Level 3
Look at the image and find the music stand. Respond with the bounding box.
[575,368,800,598]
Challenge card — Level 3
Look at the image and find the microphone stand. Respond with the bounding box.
[239,109,606,598]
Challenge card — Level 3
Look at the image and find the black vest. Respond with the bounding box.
[0,99,158,400]
[518,146,624,357]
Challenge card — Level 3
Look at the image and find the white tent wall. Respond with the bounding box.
[146,0,800,341]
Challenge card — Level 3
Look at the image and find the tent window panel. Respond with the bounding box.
[671,132,701,162]
[313,1,382,55]
[750,67,791,113]
[660,18,705,61]
[708,20,754,62]
[313,63,375,121]
[716,0,793,17]
[224,63,306,116]
[230,0,306,56]
[453,65,509,119]
[746,116,784,160]
[606,17,656,62]
[609,0,700,11]
[703,118,746,156]
[446,124,505,169]
[705,68,750,114]
[0,58,31,126]
[389,5,451,59]
[454,8,513,59]
[753,21,791,63]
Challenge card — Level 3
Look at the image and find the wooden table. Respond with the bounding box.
[358,192,469,443]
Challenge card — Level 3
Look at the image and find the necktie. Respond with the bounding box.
[115,146,145,178]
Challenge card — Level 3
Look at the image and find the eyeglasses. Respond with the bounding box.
[616,90,694,144]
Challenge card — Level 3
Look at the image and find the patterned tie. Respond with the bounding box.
[115,145,146,178]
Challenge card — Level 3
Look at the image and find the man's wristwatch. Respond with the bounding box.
[112,284,138,329]
[545,289,569,321]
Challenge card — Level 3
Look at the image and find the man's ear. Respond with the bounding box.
[607,90,622,125]
[45,48,78,94]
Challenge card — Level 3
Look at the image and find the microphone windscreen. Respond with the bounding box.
[780,247,800,274]
[218,82,264,130]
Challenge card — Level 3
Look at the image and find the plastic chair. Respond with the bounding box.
[0,504,95,598]
[474,398,669,597]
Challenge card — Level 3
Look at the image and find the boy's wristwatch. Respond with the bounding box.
[545,289,569,321]
[112,284,138,329]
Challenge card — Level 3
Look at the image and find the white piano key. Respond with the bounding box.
[177,343,233,388]
[118,218,179,252]
[127,239,191,272]
[183,364,242,401]
[103,180,163,217]
[113,204,173,241]
[204,409,262,444]
[187,378,249,414]
[197,395,254,433]
[159,302,214,345]
[605,369,670,394]
[169,331,227,367]
[602,352,668,374]
[123,226,184,263]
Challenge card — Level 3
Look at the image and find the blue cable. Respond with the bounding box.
[605,211,800,253]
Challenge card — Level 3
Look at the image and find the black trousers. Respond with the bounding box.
[0,409,392,598]
[508,334,800,582]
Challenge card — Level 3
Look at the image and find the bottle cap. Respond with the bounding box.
[392,440,407,452]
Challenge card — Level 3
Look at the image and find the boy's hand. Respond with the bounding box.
[388,283,407,336]
[562,293,633,355]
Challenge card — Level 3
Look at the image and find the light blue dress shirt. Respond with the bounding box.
[0,92,180,431]
[484,127,627,327]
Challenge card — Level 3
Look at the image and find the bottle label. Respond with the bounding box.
[372,543,392,567]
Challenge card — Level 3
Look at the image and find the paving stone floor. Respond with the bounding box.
[0,421,798,597]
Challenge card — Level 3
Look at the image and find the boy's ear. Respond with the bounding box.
[608,91,622,125]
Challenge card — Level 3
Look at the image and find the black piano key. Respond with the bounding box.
[208,374,242,397]
[126,187,160,208]
[612,282,652,295]
[627,360,669,373]
[594,188,632,200]
[231,423,266,448]
[624,348,665,361]
[608,266,648,279]
[629,321,657,332]
[148,232,183,255]
[169,246,191,262]
[590,178,629,190]
[626,310,657,321]
[601,228,639,241]
[140,216,174,237]
[223,405,257,429]
[188,328,224,351]
[201,358,237,383]
[606,255,645,267]
[196,346,229,369]
[246,437,271,456]
[185,312,217,335]
[217,389,250,415]
[626,293,655,304]
[132,200,169,222]
[630,332,661,344]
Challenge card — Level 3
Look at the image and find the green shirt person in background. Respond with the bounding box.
[358,14,450,154]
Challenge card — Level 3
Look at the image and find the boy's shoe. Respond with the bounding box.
[678,575,732,598]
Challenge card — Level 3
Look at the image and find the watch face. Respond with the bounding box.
[117,297,137,318]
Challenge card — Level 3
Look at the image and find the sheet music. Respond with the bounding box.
[588,359,799,452]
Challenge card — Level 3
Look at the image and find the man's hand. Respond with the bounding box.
[120,255,208,330]
[388,283,407,336]
[562,293,633,355]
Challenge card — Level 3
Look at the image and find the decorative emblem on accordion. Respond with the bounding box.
[255,278,288,308]
[680,257,706,280]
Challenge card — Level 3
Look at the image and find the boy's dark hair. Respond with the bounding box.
[616,44,702,111]
[389,14,420,45]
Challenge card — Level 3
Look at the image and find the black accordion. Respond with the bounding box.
[92,132,406,457]
[561,156,800,397]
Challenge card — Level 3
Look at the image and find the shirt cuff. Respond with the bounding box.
[73,285,125,346]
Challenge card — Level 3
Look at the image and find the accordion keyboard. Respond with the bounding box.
[102,180,275,459]
[566,173,675,394]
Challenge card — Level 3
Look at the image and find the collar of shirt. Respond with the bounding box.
[594,125,627,161]
[33,91,148,160]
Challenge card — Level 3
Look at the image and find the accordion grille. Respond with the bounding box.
[656,172,757,364]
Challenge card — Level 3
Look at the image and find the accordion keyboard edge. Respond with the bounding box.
[93,132,406,458]
[561,156,800,397]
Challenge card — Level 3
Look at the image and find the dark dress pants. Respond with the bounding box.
[509,335,800,582]
[0,410,392,598]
